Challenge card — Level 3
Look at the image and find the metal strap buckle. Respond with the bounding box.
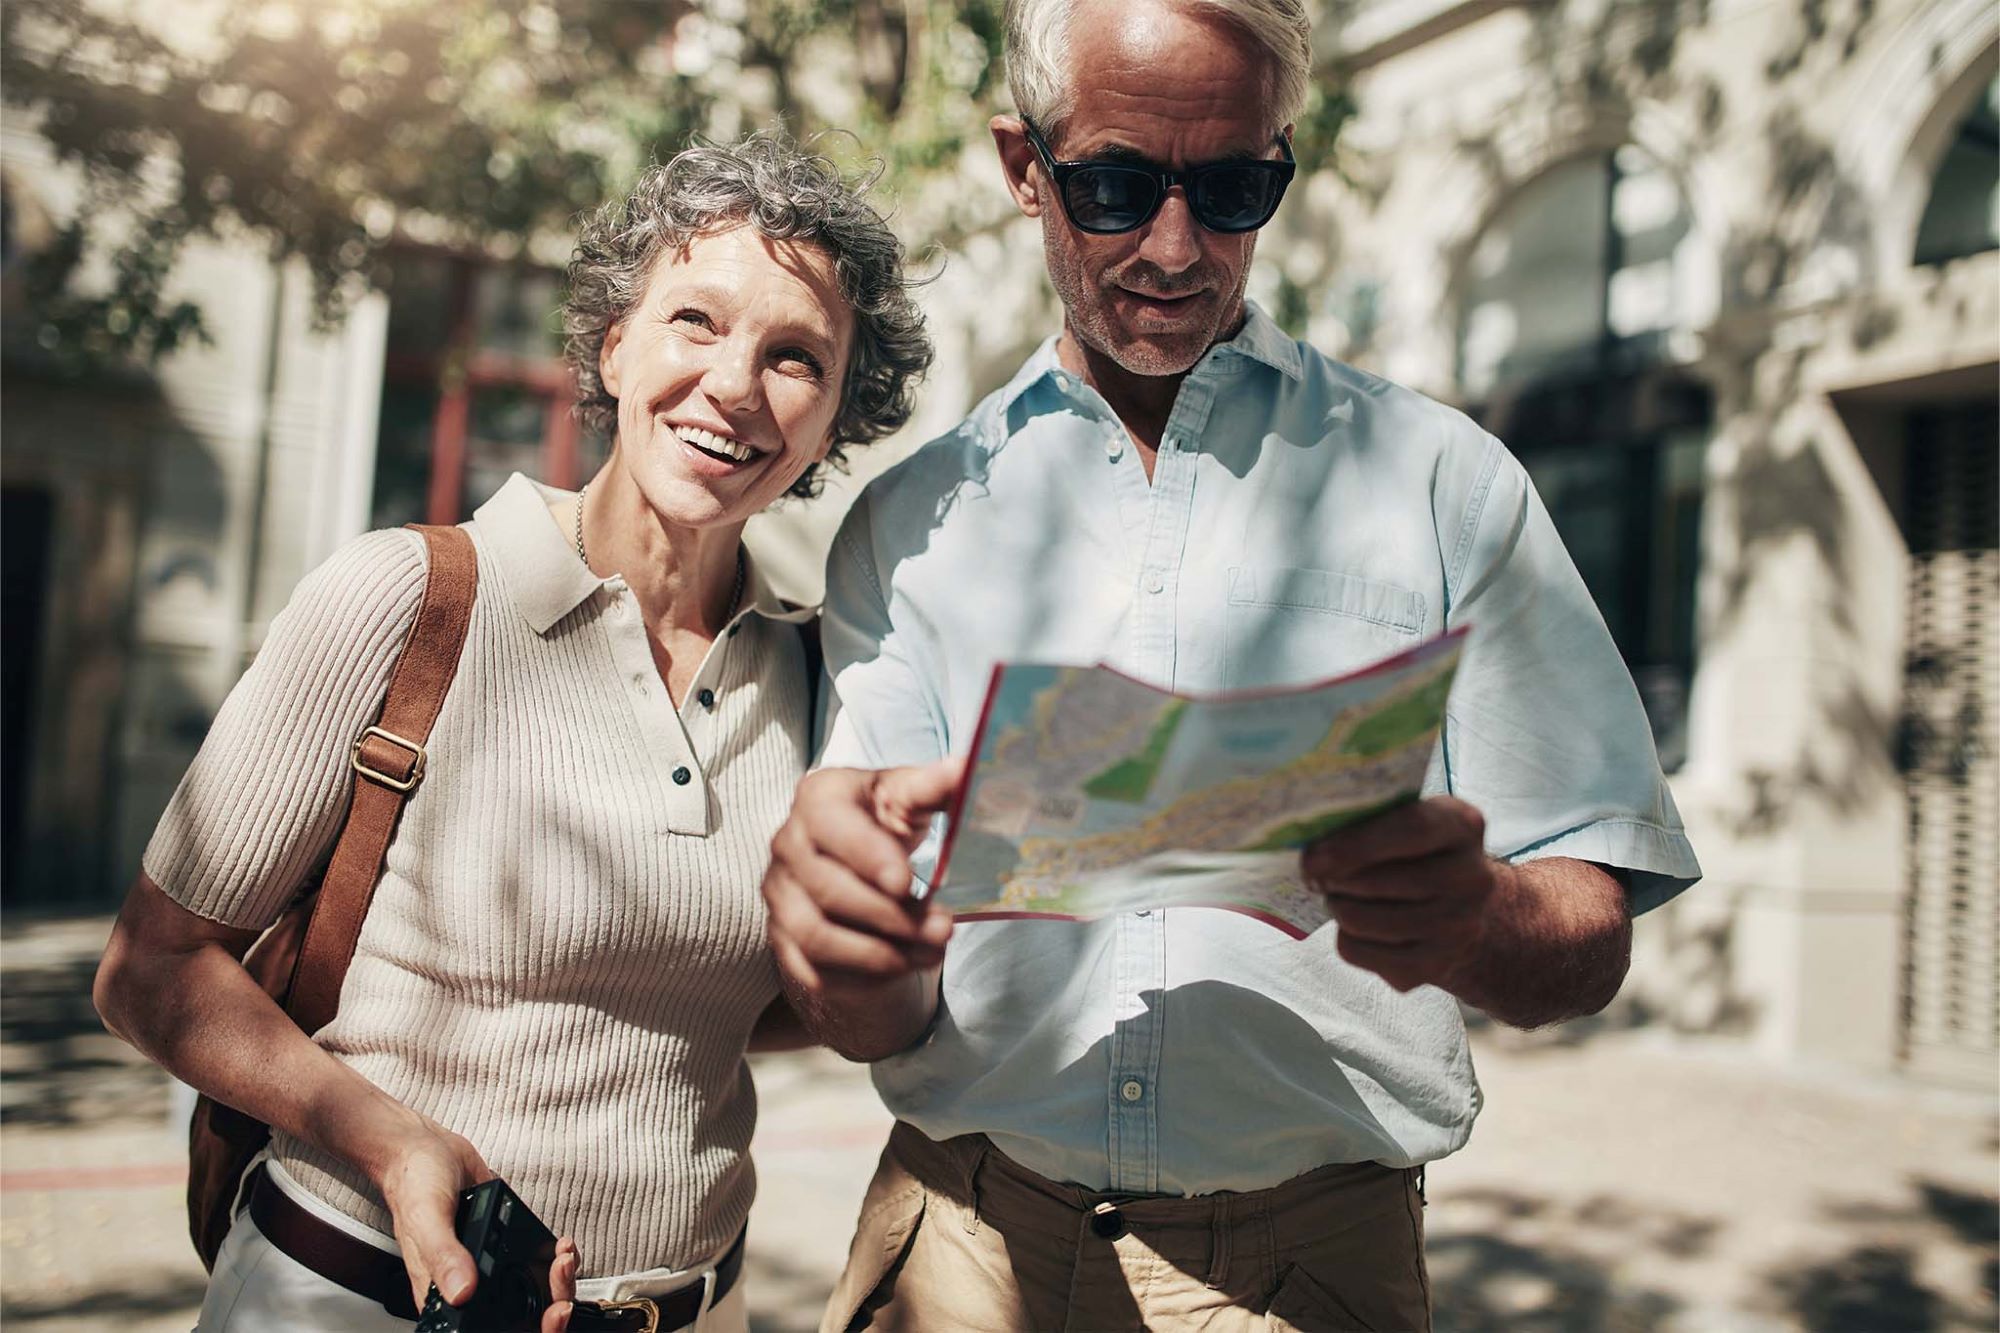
[580,1297,661,1332]
[350,725,426,793]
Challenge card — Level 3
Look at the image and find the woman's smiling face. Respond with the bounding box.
[599,224,855,529]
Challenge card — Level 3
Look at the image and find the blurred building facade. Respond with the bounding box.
[1,0,1994,1085]
[1309,0,1998,1084]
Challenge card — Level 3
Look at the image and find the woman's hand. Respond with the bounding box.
[367,1106,497,1311]
[543,1238,580,1333]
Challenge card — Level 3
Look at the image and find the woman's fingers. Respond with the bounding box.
[392,1190,475,1309]
[541,1238,580,1333]
[381,1122,485,1308]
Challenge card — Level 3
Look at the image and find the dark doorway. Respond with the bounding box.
[2,484,55,895]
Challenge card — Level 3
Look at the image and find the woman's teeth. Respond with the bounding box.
[675,425,758,463]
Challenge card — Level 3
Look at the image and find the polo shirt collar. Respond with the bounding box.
[476,473,600,635]
[995,298,1303,418]
[474,472,815,635]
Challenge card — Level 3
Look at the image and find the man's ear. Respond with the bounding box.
[598,321,626,398]
[990,115,1043,219]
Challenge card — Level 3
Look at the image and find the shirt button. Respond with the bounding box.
[1145,573,1166,595]
[1105,434,1123,460]
[1120,1079,1144,1103]
[698,688,716,709]
[671,766,692,786]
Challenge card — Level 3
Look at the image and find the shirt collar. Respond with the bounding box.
[994,298,1304,419]
[1221,301,1305,381]
[475,473,600,635]
[474,471,816,635]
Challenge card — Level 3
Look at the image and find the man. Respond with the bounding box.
[762,0,1701,1327]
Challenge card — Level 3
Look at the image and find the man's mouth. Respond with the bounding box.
[1118,287,1205,312]
[671,423,763,465]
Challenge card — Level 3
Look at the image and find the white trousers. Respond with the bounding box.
[196,1161,750,1333]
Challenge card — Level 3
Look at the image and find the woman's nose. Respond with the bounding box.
[700,339,763,413]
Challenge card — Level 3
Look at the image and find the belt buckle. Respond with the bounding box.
[585,1297,661,1333]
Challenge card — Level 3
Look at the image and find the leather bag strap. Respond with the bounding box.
[288,524,477,1035]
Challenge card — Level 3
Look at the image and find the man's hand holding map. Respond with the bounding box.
[930,628,1469,937]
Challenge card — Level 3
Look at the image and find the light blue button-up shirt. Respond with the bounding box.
[817,303,1700,1195]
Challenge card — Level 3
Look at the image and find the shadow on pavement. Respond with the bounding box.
[0,949,166,1131]
[749,1243,840,1333]
[0,1269,209,1325]
[1429,1188,1700,1331]
[1430,1178,1998,1333]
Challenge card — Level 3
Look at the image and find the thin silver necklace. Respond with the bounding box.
[575,481,747,621]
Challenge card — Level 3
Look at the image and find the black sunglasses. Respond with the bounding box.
[1022,117,1296,235]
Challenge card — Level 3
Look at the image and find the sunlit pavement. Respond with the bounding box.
[4,913,1993,1332]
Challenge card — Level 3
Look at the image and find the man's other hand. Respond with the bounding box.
[763,758,965,996]
[1300,795,1503,995]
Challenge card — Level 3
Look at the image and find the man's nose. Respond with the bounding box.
[701,338,764,413]
[1135,187,1202,274]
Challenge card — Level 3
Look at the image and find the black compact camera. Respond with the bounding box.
[413,1178,558,1333]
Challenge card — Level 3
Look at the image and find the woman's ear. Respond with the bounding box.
[598,321,626,398]
[990,115,1044,219]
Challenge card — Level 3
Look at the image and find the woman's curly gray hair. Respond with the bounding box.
[564,132,932,498]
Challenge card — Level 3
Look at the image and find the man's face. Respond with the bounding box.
[1002,0,1285,378]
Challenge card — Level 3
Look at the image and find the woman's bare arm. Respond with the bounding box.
[95,875,491,1311]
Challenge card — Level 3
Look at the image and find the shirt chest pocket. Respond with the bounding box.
[1223,566,1427,691]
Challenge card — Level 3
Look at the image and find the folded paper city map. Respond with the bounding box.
[928,628,1468,938]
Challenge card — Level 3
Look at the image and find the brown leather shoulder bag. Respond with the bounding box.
[188,523,478,1270]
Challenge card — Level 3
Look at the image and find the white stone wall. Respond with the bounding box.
[1324,0,1998,1072]
[1,111,389,901]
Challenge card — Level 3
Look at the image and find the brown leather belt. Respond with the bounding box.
[244,1164,745,1328]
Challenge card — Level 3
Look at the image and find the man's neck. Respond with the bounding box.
[1056,310,1245,481]
[1058,331,1182,460]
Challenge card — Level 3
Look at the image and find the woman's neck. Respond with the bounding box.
[567,473,744,640]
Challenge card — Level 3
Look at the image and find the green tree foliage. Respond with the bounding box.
[0,0,1016,373]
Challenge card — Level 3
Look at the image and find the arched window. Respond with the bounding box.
[1456,149,1708,769]
[1913,72,2000,266]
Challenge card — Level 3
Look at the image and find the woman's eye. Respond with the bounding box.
[670,308,713,330]
[775,348,825,379]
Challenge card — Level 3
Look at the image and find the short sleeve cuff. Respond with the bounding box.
[1502,818,1702,916]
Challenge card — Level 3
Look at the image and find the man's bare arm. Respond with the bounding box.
[1443,856,1630,1028]
[1303,798,1632,1029]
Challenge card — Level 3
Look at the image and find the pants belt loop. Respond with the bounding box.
[1204,1193,1233,1290]
[963,1139,991,1236]
[692,1266,717,1329]
[1414,1164,1427,1207]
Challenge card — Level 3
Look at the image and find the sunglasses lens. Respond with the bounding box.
[1191,166,1285,232]
[1064,166,1161,233]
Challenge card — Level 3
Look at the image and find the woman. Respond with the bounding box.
[93,132,931,1331]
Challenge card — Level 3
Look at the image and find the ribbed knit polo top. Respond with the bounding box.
[143,473,812,1277]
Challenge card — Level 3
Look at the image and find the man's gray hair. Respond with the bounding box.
[564,132,932,498]
[1004,0,1313,136]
